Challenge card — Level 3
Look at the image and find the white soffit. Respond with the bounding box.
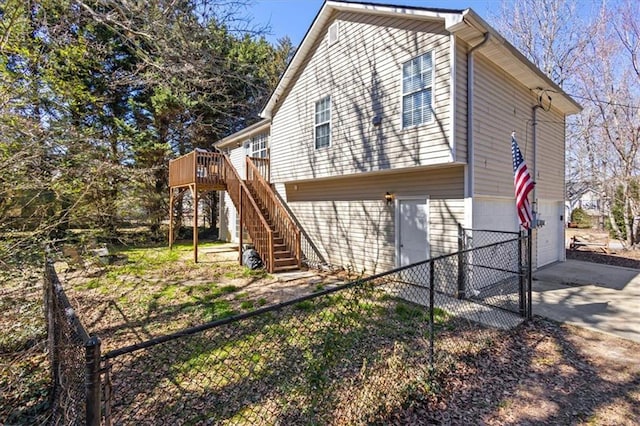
[216,118,271,149]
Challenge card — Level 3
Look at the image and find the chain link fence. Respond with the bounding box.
[44,261,101,425]
[101,232,530,424]
[459,227,531,316]
[44,230,530,424]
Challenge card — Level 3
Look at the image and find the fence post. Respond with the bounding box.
[518,231,526,317]
[44,262,60,410]
[103,360,112,426]
[85,336,102,426]
[428,259,435,369]
[456,224,466,299]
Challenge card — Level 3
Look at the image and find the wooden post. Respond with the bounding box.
[168,188,174,250]
[193,185,198,263]
[238,186,243,265]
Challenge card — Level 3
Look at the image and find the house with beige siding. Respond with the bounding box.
[215,0,581,274]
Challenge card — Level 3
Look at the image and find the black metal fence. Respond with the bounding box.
[44,230,531,424]
[459,227,532,317]
[44,261,101,425]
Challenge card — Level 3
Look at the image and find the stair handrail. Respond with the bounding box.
[221,155,275,271]
[272,189,329,269]
[245,157,301,268]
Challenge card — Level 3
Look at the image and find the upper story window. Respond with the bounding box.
[402,51,433,128]
[314,96,331,149]
[250,132,268,158]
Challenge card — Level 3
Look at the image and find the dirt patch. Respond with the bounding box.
[456,318,640,425]
[59,242,351,353]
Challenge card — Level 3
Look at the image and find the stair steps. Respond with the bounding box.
[242,179,300,273]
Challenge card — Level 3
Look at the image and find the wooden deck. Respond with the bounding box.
[168,151,226,191]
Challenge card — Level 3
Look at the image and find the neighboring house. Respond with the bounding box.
[215,0,581,273]
[565,187,606,228]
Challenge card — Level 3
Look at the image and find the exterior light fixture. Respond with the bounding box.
[384,192,394,205]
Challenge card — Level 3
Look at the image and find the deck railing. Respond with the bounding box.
[248,156,270,182]
[169,151,225,188]
[221,156,275,271]
[246,157,301,268]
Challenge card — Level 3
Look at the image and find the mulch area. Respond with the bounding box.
[566,248,640,269]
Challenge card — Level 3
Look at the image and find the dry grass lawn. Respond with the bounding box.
[1,240,639,424]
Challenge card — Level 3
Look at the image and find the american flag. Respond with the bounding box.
[511,132,535,229]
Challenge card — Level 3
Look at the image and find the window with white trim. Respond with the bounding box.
[250,132,268,158]
[402,51,433,128]
[314,96,331,149]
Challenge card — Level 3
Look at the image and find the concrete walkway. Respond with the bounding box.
[532,260,640,342]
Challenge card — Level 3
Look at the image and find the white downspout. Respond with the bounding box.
[466,32,490,228]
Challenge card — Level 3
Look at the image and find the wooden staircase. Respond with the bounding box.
[244,156,301,272]
[168,150,301,273]
[245,184,299,272]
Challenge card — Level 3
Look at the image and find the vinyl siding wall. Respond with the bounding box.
[284,166,465,273]
[219,145,248,243]
[472,54,565,200]
[471,54,566,268]
[270,12,455,184]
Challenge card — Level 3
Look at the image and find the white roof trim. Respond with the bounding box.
[215,118,270,149]
[260,1,580,119]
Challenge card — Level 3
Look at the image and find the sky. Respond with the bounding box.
[249,0,501,45]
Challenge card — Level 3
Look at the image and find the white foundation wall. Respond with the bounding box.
[472,196,565,270]
[472,196,519,233]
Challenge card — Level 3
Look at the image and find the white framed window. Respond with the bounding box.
[314,96,331,149]
[402,51,433,128]
[250,132,268,158]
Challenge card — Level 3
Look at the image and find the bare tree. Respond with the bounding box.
[495,0,640,246]
[577,1,640,246]
[495,0,595,88]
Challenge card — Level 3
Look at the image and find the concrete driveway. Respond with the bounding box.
[532,260,640,342]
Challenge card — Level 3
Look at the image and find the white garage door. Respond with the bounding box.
[536,200,564,267]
